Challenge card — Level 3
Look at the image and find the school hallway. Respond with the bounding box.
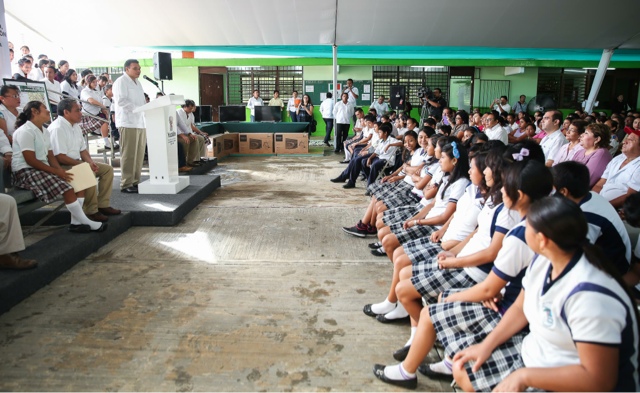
[0,154,453,392]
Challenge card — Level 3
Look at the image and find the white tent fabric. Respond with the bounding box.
[4,0,640,50]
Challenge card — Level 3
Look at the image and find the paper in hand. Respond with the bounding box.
[66,162,97,192]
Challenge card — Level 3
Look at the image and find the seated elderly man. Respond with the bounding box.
[176,99,208,166]
[0,193,37,269]
[592,130,640,208]
[48,98,121,222]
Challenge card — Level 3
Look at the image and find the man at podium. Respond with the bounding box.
[112,59,146,194]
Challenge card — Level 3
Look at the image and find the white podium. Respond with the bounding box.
[133,95,189,194]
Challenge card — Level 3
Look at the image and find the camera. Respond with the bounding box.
[417,86,434,101]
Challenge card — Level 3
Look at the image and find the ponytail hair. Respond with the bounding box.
[528,196,640,346]
[440,140,470,199]
[483,144,508,205]
[15,101,45,129]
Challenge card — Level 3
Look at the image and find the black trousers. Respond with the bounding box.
[335,123,350,152]
[362,157,387,185]
[339,153,372,184]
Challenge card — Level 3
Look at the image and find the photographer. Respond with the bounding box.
[421,87,447,120]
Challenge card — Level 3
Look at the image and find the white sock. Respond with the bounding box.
[71,198,84,225]
[385,301,409,320]
[405,326,417,347]
[429,359,453,375]
[379,245,386,252]
[384,363,416,380]
[104,137,111,147]
[66,201,101,230]
[370,298,396,314]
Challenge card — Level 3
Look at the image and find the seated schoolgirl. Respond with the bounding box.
[11,101,106,233]
[342,130,426,237]
[370,159,553,389]
[330,122,396,189]
[451,196,640,392]
[362,140,470,320]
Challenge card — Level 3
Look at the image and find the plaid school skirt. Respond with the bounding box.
[410,267,477,304]
[382,203,422,226]
[430,290,530,392]
[405,239,443,275]
[80,113,104,135]
[12,168,73,204]
[382,186,422,209]
[389,221,438,245]
[369,180,409,200]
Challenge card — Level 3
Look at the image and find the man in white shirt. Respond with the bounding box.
[112,59,146,193]
[48,99,120,222]
[492,96,511,114]
[246,90,263,122]
[177,99,208,166]
[540,110,568,167]
[333,92,354,154]
[320,92,334,147]
[370,95,389,120]
[287,91,300,122]
[343,78,359,124]
[483,112,509,145]
[42,66,63,112]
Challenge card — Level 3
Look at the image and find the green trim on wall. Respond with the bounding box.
[84,57,640,69]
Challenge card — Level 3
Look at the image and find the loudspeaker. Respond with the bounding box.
[390,85,406,110]
[153,52,172,80]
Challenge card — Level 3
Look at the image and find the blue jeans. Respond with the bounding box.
[289,111,298,122]
[323,118,334,144]
[250,115,256,122]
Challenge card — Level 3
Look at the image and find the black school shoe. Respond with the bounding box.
[371,247,386,257]
[68,224,91,233]
[373,364,417,390]
[393,345,411,361]
[417,363,453,380]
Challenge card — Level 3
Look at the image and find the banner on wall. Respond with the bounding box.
[0,0,11,79]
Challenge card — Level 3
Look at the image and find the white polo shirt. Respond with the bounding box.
[320,98,334,119]
[374,137,397,164]
[441,184,484,243]
[370,100,389,116]
[521,252,639,391]
[540,129,568,161]
[402,149,430,186]
[333,101,354,124]
[112,73,146,128]
[422,177,471,229]
[11,121,51,171]
[80,87,103,116]
[48,116,86,161]
[343,86,359,106]
[60,80,80,99]
[600,154,640,201]
[484,123,509,145]
[0,103,18,136]
[0,112,11,154]
[43,78,63,103]
[246,97,263,116]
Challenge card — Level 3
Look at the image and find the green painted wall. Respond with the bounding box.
[473,67,539,107]
[139,66,200,105]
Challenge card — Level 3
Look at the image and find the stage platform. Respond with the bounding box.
[0,169,222,314]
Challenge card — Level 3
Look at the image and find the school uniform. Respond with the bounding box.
[0,103,18,136]
[60,80,80,99]
[430,219,533,364]
[382,164,444,224]
[405,184,484,277]
[600,154,640,202]
[389,177,470,249]
[79,87,105,136]
[409,199,519,304]
[362,137,398,185]
[11,121,73,204]
[579,192,631,275]
[370,149,430,205]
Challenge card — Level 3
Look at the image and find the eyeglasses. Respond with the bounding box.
[3,95,19,98]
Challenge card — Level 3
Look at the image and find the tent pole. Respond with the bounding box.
[584,49,614,114]
[333,45,338,104]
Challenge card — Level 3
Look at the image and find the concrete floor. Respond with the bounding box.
[0,154,453,392]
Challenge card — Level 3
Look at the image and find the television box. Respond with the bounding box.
[274,133,308,154]
[208,135,226,158]
[222,133,239,154]
[238,133,273,154]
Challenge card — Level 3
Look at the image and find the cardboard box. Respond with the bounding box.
[274,133,309,154]
[208,135,225,158]
[222,133,239,154]
[238,133,273,154]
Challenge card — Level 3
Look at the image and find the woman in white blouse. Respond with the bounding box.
[60,69,80,99]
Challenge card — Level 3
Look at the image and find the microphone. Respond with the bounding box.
[143,75,159,87]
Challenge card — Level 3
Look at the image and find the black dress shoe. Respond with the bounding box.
[343,182,355,189]
[376,313,410,324]
[121,186,138,193]
[132,184,139,189]
[339,160,350,164]
[364,190,371,196]
[373,364,417,390]
[417,363,453,380]
[393,345,411,361]
[68,224,91,233]
[363,304,378,317]
[370,248,386,257]
[94,223,108,232]
[368,242,381,249]
[330,177,345,183]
